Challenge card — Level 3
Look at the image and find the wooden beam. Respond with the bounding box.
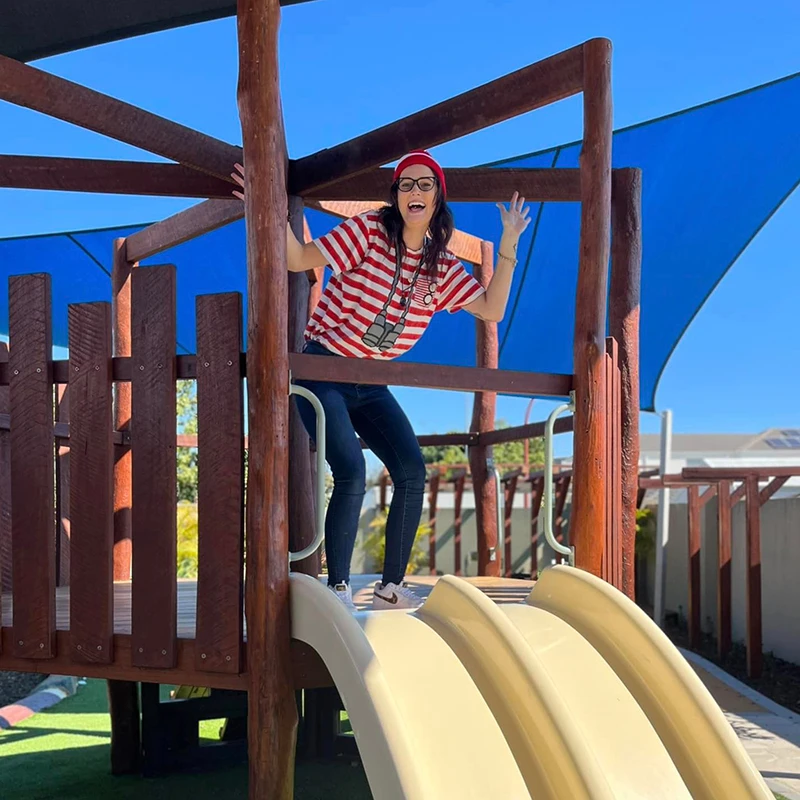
[469,241,500,577]
[237,0,297,797]
[759,476,789,504]
[290,353,573,397]
[126,199,243,263]
[687,485,701,650]
[310,200,483,265]
[744,477,763,678]
[609,168,642,601]
[300,167,581,203]
[569,38,613,577]
[683,466,800,480]
[716,481,732,659]
[0,53,242,181]
[479,416,574,447]
[289,44,585,195]
[0,155,235,198]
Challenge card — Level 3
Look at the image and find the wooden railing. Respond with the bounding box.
[639,466,800,678]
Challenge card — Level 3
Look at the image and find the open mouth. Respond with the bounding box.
[407,202,426,215]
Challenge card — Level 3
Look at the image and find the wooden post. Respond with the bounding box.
[570,38,612,576]
[108,237,140,774]
[0,341,10,598]
[609,168,642,600]
[237,1,297,797]
[745,477,762,678]
[288,195,320,577]
[469,240,499,577]
[453,472,466,576]
[503,473,520,576]
[428,472,439,575]
[528,477,545,579]
[687,485,701,649]
[716,480,732,659]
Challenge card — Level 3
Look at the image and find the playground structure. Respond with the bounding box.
[0,3,776,798]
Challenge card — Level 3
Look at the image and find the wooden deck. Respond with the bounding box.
[0,574,535,690]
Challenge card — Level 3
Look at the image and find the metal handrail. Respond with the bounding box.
[288,382,326,563]
[543,392,575,566]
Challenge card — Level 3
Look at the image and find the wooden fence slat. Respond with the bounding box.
[503,474,518,577]
[529,477,544,580]
[744,477,762,678]
[716,480,732,659]
[687,485,702,650]
[195,293,244,674]
[68,302,114,664]
[453,474,466,576]
[428,473,439,575]
[554,475,571,565]
[131,266,177,669]
[9,273,55,658]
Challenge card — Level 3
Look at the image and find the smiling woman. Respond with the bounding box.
[231,149,530,612]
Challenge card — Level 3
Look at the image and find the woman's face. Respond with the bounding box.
[396,164,438,231]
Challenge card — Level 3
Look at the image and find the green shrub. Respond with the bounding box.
[362,510,430,575]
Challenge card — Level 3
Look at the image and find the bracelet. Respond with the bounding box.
[497,251,517,266]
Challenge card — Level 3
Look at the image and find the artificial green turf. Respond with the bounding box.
[0,679,371,800]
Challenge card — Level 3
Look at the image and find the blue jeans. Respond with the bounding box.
[293,340,426,587]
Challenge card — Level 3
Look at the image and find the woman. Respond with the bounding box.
[232,150,530,611]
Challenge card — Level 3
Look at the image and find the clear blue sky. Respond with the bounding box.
[1,0,799,465]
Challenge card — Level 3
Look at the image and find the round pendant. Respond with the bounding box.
[399,297,407,307]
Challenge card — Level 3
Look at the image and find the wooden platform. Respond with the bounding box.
[0,574,535,690]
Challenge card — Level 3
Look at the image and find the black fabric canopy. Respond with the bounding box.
[1,0,316,63]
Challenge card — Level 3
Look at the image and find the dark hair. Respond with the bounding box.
[377,180,454,280]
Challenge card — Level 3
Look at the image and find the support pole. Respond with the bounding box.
[288,196,320,577]
[654,408,673,627]
[609,168,642,600]
[570,38,613,575]
[469,241,499,577]
[0,342,10,597]
[108,237,140,775]
[237,1,297,798]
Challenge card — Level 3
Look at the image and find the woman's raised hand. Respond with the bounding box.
[496,192,531,236]
[231,162,245,201]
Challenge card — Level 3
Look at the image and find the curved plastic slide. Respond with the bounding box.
[290,568,772,800]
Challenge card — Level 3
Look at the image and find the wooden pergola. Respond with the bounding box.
[0,4,643,797]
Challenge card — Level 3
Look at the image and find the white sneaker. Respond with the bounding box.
[329,582,357,612]
[372,581,424,610]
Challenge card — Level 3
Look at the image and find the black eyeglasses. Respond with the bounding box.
[396,176,437,193]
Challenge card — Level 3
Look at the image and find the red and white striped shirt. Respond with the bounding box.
[305,212,486,360]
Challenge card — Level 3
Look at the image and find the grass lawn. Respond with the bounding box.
[0,679,371,800]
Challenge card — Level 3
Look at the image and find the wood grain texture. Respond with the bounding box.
[570,38,613,576]
[287,196,319,576]
[126,199,244,263]
[469,241,499,577]
[237,0,298,796]
[130,266,177,669]
[0,342,10,611]
[195,293,245,674]
[716,480,732,659]
[687,485,702,650]
[610,168,642,600]
[479,415,573,447]
[68,302,114,665]
[9,273,56,658]
[299,167,582,203]
[112,239,133,581]
[0,155,236,198]
[290,353,572,397]
[0,54,242,180]
[745,477,762,678]
[602,339,623,590]
[290,44,584,194]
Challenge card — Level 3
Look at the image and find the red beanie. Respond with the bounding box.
[393,150,447,198]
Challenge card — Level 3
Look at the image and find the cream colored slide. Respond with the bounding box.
[290,567,772,799]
